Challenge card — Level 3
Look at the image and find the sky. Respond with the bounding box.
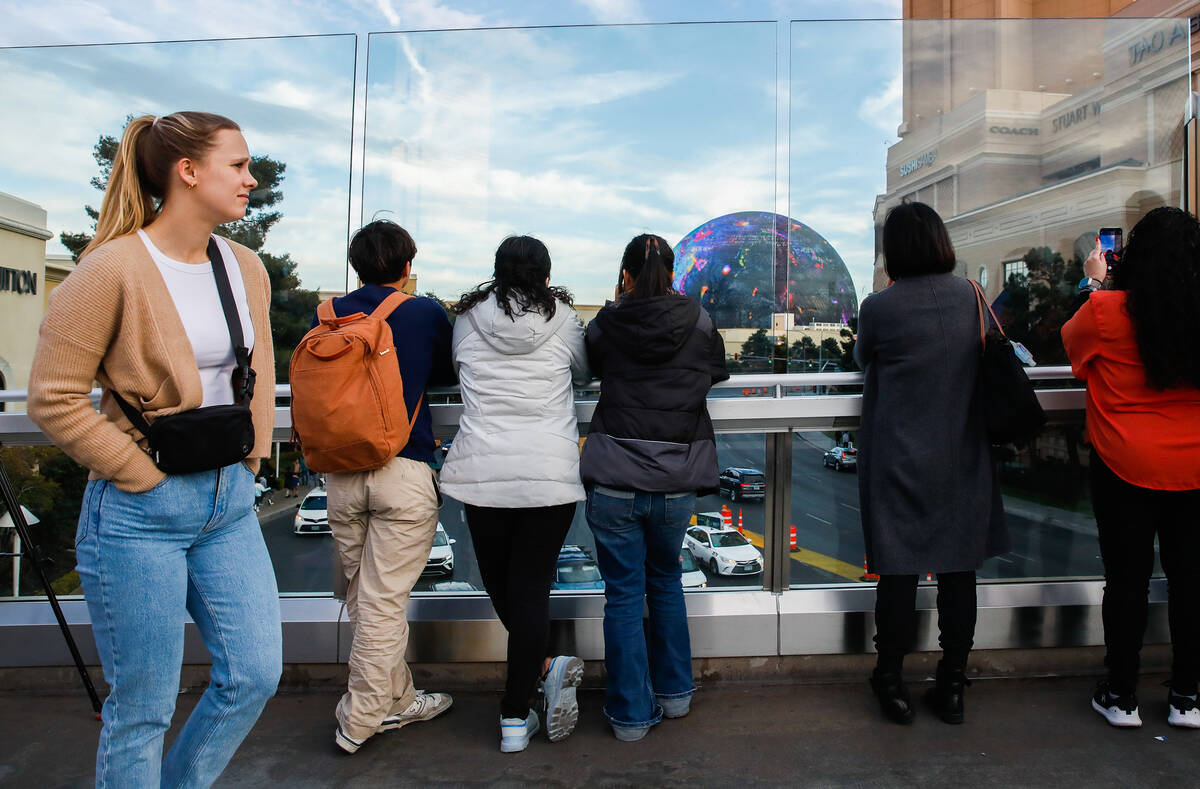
[0,0,904,302]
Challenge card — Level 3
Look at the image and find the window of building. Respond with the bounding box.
[978,266,988,291]
[1003,260,1028,285]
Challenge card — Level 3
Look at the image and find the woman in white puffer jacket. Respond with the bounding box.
[439,235,590,753]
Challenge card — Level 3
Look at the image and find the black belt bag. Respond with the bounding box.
[113,237,257,475]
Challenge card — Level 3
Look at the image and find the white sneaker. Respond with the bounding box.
[500,710,540,753]
[380,690,453,731]
[334,726,367,754]
[1091,682,1142,728]
[1167,689,1200,729]
[542,655,584,742]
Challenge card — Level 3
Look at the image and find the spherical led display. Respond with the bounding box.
[673,211,858,329]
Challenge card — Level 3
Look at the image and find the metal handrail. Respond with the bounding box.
[0,366,1079,404]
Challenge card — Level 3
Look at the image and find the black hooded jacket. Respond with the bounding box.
[580,293,729,494]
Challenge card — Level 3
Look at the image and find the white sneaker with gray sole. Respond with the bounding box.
[380,690,453,731]
[500,710,540,753]
[541,655,584,742]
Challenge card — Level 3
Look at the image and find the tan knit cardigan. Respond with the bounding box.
[27,233,276,493]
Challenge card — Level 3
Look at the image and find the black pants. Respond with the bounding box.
[1092,452,1200,696]
[464,502,576,719]
[874,571,977,675]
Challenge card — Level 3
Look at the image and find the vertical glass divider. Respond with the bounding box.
[763,431,793,593]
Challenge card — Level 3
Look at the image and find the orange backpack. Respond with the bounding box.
[289,291,421,473]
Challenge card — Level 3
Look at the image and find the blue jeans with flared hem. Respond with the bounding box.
[586,487,697,732]
[75,462,282,788]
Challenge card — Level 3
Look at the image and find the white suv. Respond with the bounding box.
[684,525,763,576]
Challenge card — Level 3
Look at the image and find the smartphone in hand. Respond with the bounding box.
[1099,227,1122,275]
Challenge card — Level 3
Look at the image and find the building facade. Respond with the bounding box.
[876,1,1200,294]
[0,192,57,410]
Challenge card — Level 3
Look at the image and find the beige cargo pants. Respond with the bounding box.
[327,455,439,740]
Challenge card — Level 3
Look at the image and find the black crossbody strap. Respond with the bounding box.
[111,390,154,438]
[206,237,254,405]
[207,238,248,364]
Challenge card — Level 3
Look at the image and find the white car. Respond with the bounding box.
[423,523,456,576]
[293,488,329,535]
[679,549,707,588]
[684,525,763,576]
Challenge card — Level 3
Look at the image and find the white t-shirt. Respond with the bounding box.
[138,230,255,407]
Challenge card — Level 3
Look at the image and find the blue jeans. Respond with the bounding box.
[586,487,697,730]
[75,462,282,788]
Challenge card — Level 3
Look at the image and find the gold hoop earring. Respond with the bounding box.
[188,182,196,190]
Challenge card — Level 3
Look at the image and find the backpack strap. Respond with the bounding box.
[371,290,412,320]
[316,297,338,325]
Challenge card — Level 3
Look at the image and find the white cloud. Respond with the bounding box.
[574,0,645,24]
[857,71,901,136]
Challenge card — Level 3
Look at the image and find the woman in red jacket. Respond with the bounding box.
[1061,206,1200,730]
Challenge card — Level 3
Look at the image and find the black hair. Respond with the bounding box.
[620,233,676,299]
[882,201,957,280]
[348,220,417,285]
[453,235,573,320]
[1112,206,1200,390]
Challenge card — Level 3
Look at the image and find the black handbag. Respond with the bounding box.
[112,237,256,474]
[970,279,1045,444]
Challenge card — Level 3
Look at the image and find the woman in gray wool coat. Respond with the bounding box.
[853,202,1009,726]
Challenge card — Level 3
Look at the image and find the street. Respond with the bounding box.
[259,434,1108,594]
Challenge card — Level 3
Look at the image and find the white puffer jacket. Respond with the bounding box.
[438,293,589,507]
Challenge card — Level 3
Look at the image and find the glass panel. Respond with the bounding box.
[783,17,1189,586]
[0,35,355,598]
[363,23,777,594]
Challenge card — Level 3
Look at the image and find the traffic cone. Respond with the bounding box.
[737,508,744,534]
[861,555,879,582]
[789,525,797,551]
[720,505,732,529]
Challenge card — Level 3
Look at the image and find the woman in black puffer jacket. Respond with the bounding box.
[580,233,728,743]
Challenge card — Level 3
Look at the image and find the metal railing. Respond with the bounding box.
[0,369,1169,668]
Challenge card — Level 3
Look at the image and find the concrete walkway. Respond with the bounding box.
[3,673,1197,788]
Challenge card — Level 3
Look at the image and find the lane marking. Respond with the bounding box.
[806,514,832,525]
[839,503,859,512]
[740,528,865,582]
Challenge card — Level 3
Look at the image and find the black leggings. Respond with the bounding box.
[464,502,576,719]
[874,571,977,675]
[1092,451,1200,696]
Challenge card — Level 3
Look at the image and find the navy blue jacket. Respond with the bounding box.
[312,284,456,464]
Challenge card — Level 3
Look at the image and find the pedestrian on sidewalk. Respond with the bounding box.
[855,202,1008,726]
[440,235,591,753]
[1062,206,1200,730]
[27,111,281,787]
[580,233,728,742]
[307,220,458,755]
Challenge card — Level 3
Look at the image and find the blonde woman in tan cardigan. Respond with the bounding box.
[28,112,280,788]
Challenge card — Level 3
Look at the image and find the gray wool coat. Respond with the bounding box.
[853,273,1008,575]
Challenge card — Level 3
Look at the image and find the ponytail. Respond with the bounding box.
[82,111,241,258]
[620,233,675,299]
[84,116,156,258]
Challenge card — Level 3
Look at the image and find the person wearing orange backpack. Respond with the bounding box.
[307,220,457,754]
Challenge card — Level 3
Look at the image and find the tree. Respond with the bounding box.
[741,328,773,359]
[60,118,318,380]
[790,335,817,361]
[995,246,1085,367]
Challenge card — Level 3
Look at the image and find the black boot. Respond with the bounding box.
[869,670,916,724]
[924,662,970,724]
